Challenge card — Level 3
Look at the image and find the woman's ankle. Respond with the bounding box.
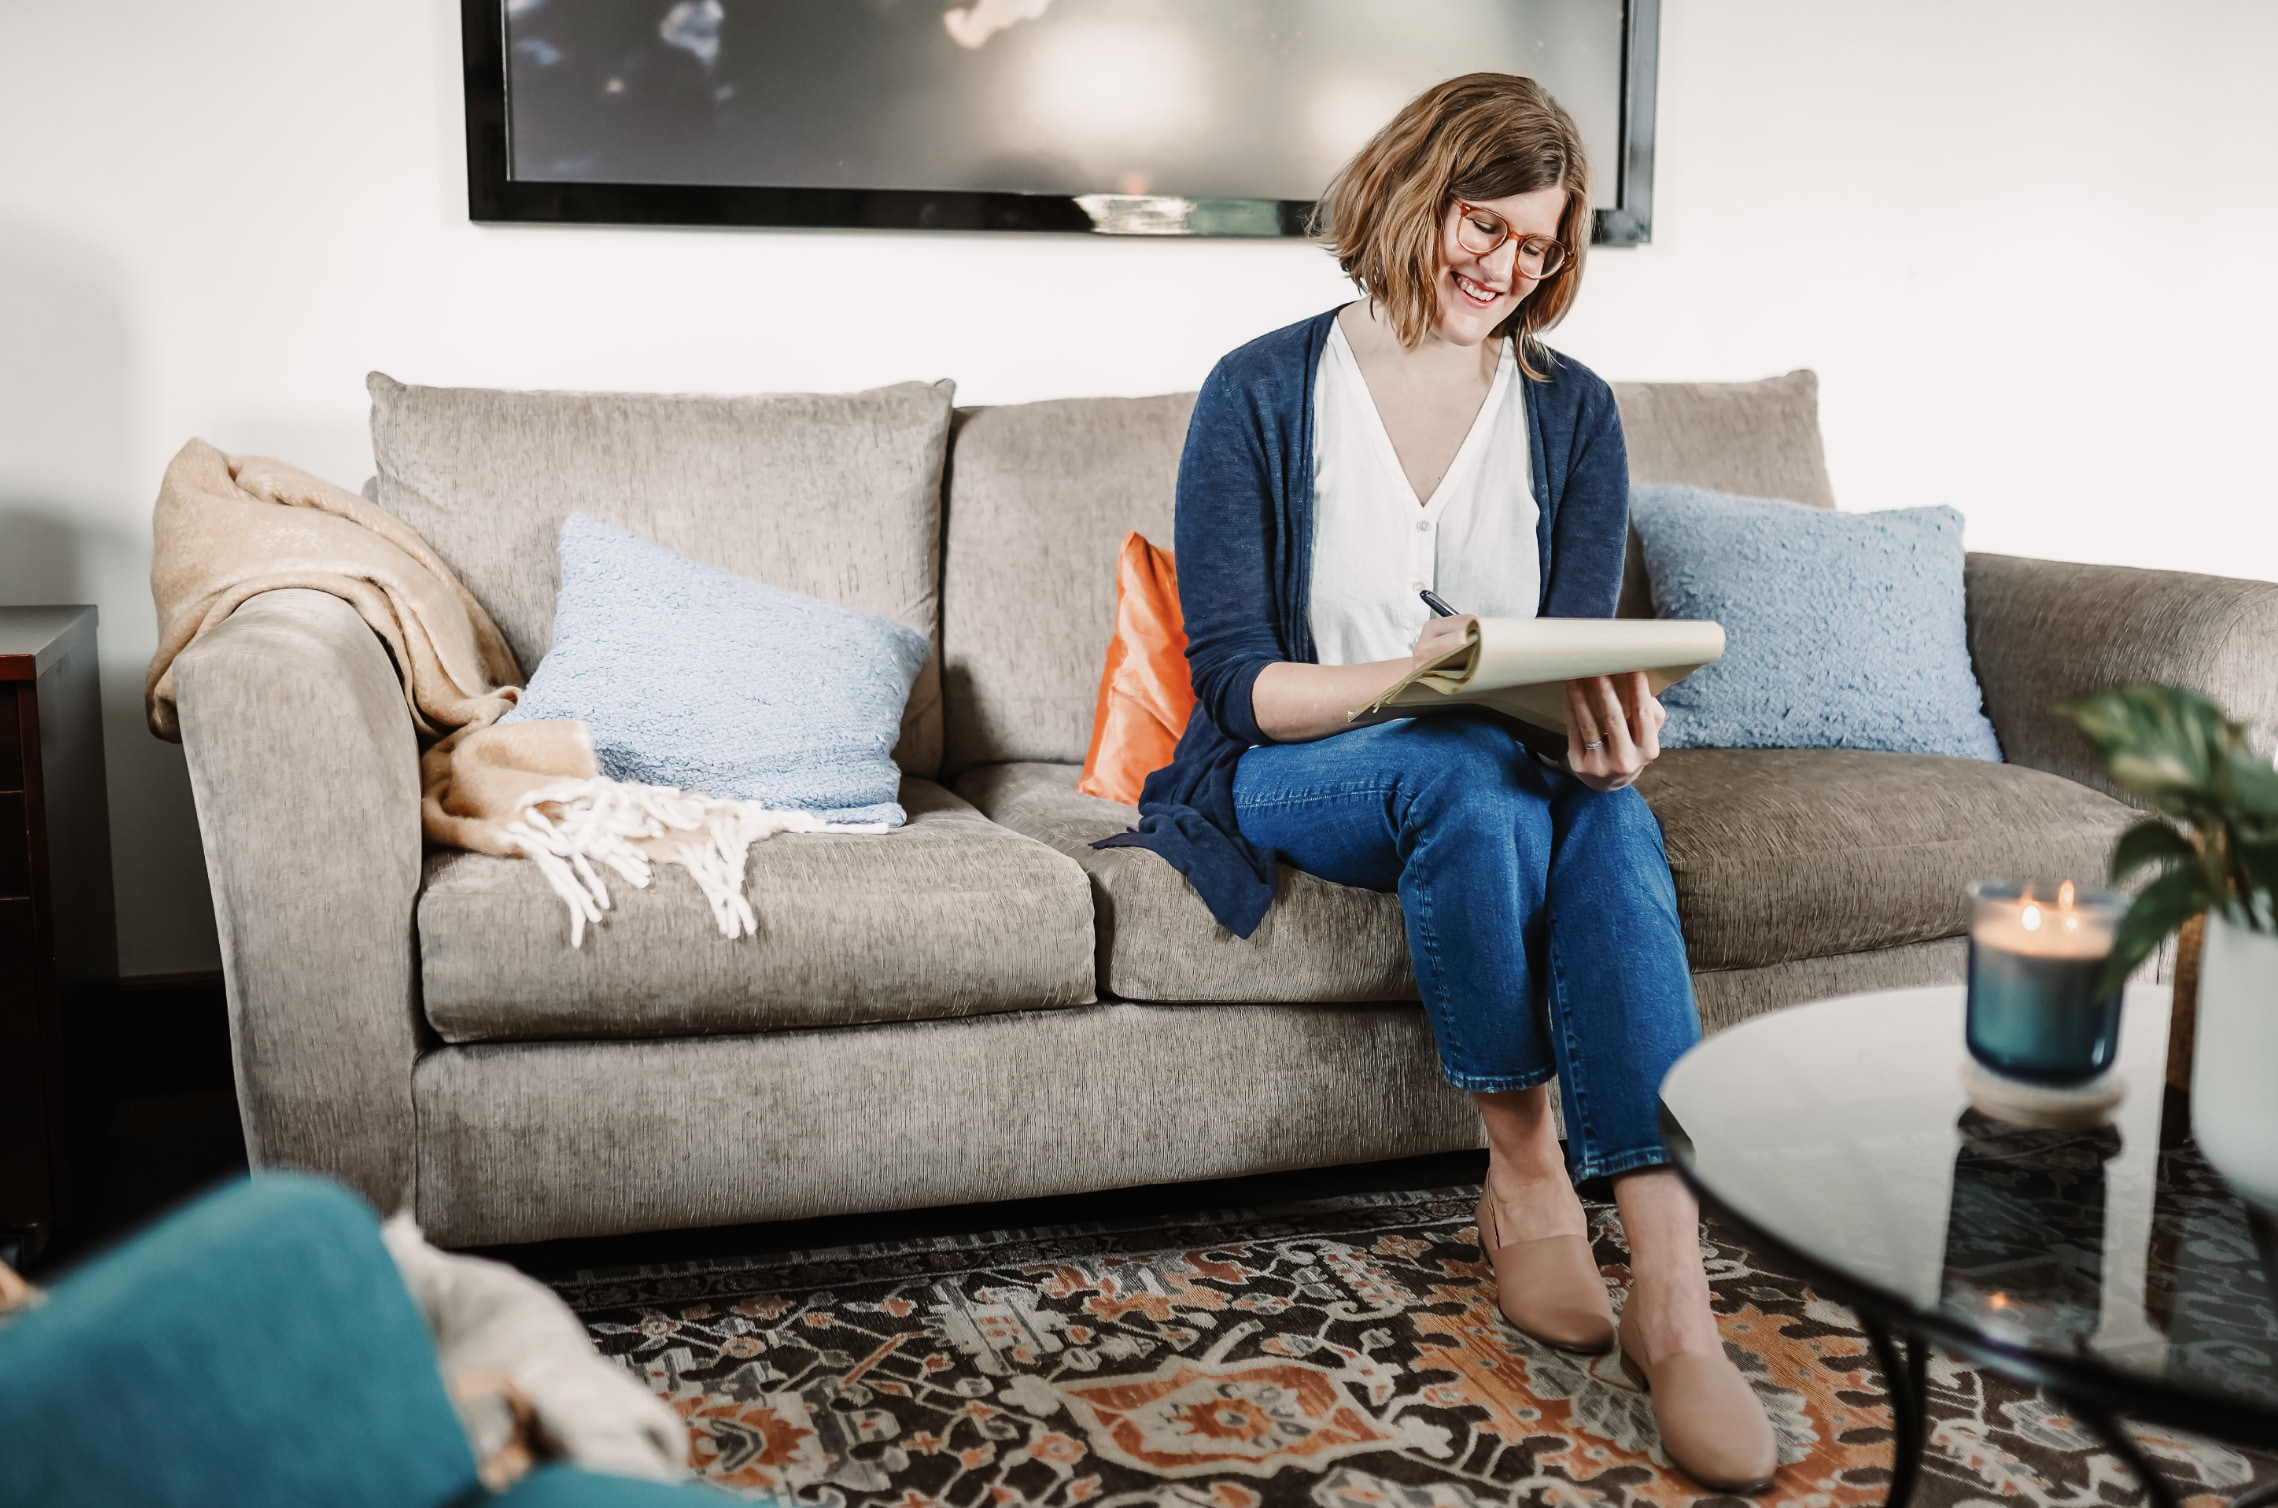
[1482,1158,1590,1240]
[1485,1156,1573,1196]
[1474,1089,1566,1183]
[1473,1089,1591,1239]
[1607,1166,1727,1357]
[1621,1269,1722,1361]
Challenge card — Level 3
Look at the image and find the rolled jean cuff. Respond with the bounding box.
[1438,1063,1558,1095]
[1570,1144,1671,1184]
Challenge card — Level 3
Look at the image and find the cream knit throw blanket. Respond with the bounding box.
[147,438,869,946]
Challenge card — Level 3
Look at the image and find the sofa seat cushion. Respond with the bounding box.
[1637,747,2138,971]
[417,779,1095,1043]
[960,750,2134,998]
[957,762,1416,1004]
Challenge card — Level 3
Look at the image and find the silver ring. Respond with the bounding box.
[1582,738,1605,752]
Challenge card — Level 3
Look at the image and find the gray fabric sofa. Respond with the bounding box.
[173,368,2278,1248]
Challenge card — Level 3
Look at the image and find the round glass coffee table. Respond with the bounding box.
[1659,985,2278,1508]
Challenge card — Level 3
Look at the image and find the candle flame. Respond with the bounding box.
[2021,904,2043,932]
[2058,880,2076,910]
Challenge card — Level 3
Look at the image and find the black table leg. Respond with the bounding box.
[1859,1310,1929,1508]
[2067,1396,2181,1508]
[2242,1208,2278,1508]
[2250,1205,2278,1316]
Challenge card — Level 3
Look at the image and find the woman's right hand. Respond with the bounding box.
[1252,614,1478,743]
[1410,613,1475,672]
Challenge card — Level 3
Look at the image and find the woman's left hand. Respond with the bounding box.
[1563,670,1665,792]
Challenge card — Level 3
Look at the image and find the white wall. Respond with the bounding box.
[3,0,2273,976]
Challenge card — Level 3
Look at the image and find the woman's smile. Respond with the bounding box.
[1452,269,1507,307]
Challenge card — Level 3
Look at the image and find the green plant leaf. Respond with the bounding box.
[2060,683,2278,928]
[2056,685,2229,818]
[2237,839,2278,931]
[2101,862,2213,995]
[2225,744,2278,818]
[2108,819,2197,883]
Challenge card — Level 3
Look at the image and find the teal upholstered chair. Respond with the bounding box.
[0,1173,732,1507]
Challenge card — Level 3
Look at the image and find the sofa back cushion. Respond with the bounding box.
[1609,370,1834,509]
[1609,369,1835,619]
[367,373,955,778]
[939,370,1830,774]
[941,393,1195,774]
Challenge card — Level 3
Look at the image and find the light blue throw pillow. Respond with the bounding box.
[1629,485,2003,761]
[502,513,930,824]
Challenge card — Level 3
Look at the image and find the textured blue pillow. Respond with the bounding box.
[1629,485,2003,761]
[503,513,930,824]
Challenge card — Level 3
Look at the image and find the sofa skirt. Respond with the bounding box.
[411,1001,1483,1247]
[409,939,1971,1247]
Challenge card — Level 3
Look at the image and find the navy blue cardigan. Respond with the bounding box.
[1094,307,1633,937]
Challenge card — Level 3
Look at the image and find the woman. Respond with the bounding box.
[1099,75,1778,1490]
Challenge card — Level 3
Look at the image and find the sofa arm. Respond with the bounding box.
[173,589,425,1211]
[1966,553,2278,800]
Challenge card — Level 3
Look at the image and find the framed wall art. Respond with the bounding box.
[462,0,1658,242]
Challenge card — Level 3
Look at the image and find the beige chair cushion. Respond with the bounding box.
[940,394,1194,775]
[956,762,1416,1004]
[1636,748,2138,971]
[417,779,1095,1043]
[367,373,954,777]
[960,750,2135,999]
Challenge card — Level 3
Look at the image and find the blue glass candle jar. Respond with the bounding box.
[1966,880,2126,1085]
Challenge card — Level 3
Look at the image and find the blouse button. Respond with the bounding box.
[1415,520,1430,532]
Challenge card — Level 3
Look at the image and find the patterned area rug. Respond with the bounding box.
[548,1187,2276,1506]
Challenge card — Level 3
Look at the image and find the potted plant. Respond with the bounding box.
[2059,684,2278,1209]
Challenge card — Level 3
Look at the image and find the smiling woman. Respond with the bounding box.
[1094,74,1781,1493]
[1312,75,1595,374]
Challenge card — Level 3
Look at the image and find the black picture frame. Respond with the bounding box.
[461,0,1658,245]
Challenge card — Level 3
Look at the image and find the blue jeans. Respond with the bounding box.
[1232,716,1702,1182]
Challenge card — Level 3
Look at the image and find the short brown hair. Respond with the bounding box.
[1312,73,1592,378]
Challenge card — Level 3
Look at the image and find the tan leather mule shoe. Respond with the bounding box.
[1617,1301,1778,1493]
[1474,1191,1616,1353]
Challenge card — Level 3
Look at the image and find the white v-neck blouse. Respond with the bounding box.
[1306,320,1539,667]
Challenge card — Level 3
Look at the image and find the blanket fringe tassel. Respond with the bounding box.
[502,779,885,947]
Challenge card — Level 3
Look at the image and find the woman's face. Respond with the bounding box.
[1431,184,1569,348]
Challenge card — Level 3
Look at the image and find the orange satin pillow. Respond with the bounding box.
[1079,531,1196,806]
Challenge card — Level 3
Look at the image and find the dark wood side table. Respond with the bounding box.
[1,607,117,1264]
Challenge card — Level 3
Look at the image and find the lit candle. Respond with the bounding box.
[1965,880,2126,1085]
